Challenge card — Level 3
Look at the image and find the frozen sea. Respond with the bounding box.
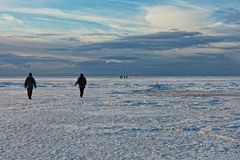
[0,77,240,160]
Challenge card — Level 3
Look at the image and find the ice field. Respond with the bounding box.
[0,77,240,159]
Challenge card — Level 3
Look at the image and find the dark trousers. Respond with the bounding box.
[80,88,84,98]
[27,88,33,99]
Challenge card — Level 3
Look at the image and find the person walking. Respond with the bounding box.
[75,73,87,98]
[24,72,36,99]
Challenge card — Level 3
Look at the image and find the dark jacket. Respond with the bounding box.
[75,75,87,88]
[25,76,36,89]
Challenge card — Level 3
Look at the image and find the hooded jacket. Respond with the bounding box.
[24,74,36,89]
[75,74,87,88]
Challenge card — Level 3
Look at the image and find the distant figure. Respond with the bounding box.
[24,73,36,99]
[75,73,87,98]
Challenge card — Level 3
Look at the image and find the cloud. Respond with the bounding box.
[101,56,138,64]
[209,42,240,49]
[0,6,145,34]
[76,31,222,52]
[0,6,147,43]
[0,52,81,76]
[0,63,19,69]
[144,5,213,32]
[214,8,240,24]
[0,13,24,26]
[75,52,240,76]
[0,35,92,64]
[105,59,125,64]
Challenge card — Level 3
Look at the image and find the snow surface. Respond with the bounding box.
[0,77,240,159]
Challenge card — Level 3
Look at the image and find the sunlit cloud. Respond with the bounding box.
[0,13,24,28]
[144,5,213,32]
[209,42,240,49]
[0,13,23,25]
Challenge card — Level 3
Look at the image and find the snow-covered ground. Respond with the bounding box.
[0,77,240,159]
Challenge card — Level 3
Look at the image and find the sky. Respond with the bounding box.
[0,0,240,76]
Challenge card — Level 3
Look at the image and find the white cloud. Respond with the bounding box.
[0,13,24,26]
[105,59,128,64]
[0,6,144,33]
[0,6,148,43]
[204,22,240,35]
[209,42,240,49]
[7,50,92,63]
[144,5,213,32]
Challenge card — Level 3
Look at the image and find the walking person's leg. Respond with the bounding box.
[29,88,33,99]
[27,88,30,99]
[79,88,82,97]
[27,88,33,99]
[80,88,84,98]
